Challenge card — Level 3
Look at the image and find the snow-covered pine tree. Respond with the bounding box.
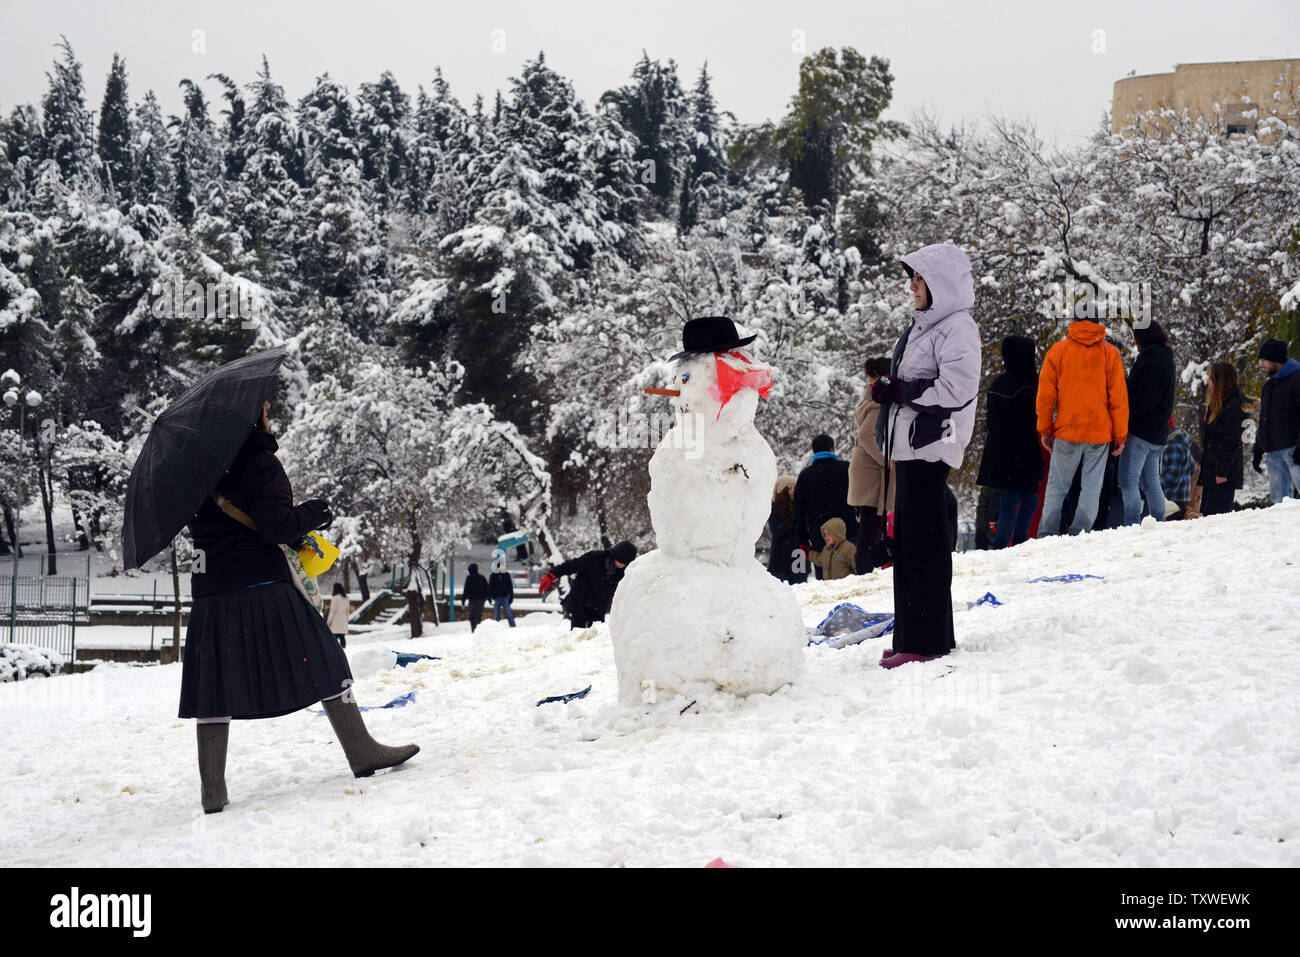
[677,63,730,235]
[601,52,690,217]
[97,54,134,206]
[356,71,410,211]
[40,37,94,186]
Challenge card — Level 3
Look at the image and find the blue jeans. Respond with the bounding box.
[1119,435,1166,526]
[492,597,516,626]
[1266,447,1300,504]
[1039,440,1110,536]
[992,489,1037,548]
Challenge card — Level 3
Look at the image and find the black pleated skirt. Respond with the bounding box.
[178,581,353,720]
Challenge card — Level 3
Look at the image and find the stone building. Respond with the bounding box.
[1112,59,1300,136]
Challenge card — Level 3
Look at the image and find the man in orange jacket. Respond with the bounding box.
[1036,319,1129,535]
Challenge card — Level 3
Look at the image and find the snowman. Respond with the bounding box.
[608,316,805,707]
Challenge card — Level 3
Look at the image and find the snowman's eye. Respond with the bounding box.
[681,372,690,382]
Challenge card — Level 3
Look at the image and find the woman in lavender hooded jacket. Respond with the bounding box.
[871,244,981,668]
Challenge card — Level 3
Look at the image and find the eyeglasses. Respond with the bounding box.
[908,276,925,289]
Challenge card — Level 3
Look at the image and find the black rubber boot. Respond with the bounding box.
[322,689,419,778]
[197,723,230,814]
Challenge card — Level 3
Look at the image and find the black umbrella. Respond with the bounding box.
[122,346,287,569]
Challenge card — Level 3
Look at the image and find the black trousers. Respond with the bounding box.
[855,506,885,573]
[467,599,485,632]
[892,459,956,657]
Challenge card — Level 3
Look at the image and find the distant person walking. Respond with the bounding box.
[461,563,489,632]
[848,358,895,572]
[488,563,516,627]
[326,582,350,648]
[1197,362,1246,516]
[1251,337,1300,503]
[975,335,1043,548]
[1118,321,1176,525]
[1036,317,1129,535]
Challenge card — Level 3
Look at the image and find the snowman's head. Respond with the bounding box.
[667,350,771,426]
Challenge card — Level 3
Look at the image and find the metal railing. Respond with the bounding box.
[0,575,88,661]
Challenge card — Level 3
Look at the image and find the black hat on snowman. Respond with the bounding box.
[669,316,756,361]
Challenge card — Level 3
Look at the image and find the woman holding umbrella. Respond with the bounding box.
[124,348,418,813]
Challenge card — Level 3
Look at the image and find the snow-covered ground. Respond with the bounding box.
[3,503,1298,867]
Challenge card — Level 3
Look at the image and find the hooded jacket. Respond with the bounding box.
[809,517,857,581]
[876,244,982,469]
[1255,357,1300,453]
[1126,340,1176,446]
[976,335,1043,493]
[461,563,489,602]
[1037,321,1129,446]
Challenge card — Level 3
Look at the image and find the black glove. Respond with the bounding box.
[1252,447,1264,474]
[299,498,333,531]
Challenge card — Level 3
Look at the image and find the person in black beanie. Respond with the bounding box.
[792,434,857,578]
[539,541,637,629]
[1252,337,1300,503]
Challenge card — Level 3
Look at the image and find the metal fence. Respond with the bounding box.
[0,576,88,661]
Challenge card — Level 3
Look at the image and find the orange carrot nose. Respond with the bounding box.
[644,387,680,396]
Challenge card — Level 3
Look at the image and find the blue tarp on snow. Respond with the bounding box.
[310,691,417,714]
[536,685,592,707]
[1027,574,1104,584]
[394,652,441,667]
[805,602,895,649]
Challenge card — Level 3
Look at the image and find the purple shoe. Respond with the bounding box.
[880,647,894,659]
[880,652,945,670]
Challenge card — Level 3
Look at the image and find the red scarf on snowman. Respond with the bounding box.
[711,350,773,419]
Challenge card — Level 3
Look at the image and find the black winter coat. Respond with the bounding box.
[766,507,802,583]
[488,571,514,600]
[551,549,625,622]
[1126,342,1176,446]
[1255,360,1300,453]
[977,378,1042,493]
[188,430,326,598]
[461,572,489,601]
[1198,389,1246,490]
[792,456,857,547]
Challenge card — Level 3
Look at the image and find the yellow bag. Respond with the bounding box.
[296,531,340,577]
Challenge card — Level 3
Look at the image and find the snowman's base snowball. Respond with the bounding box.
[607,550,805,707]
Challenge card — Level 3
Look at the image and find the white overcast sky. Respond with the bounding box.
[1,0,1298,146]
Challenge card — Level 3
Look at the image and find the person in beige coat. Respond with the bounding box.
[326,582,351,648]
[848,357,896,572]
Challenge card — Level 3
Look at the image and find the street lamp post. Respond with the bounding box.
[3,368,42,642]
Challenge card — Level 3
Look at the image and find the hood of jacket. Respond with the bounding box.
[1001,334,1037,382]
[820,516,847,544]
[1066,321,1108,346]
[901,244,975,331]
[1271,357,1300,380]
